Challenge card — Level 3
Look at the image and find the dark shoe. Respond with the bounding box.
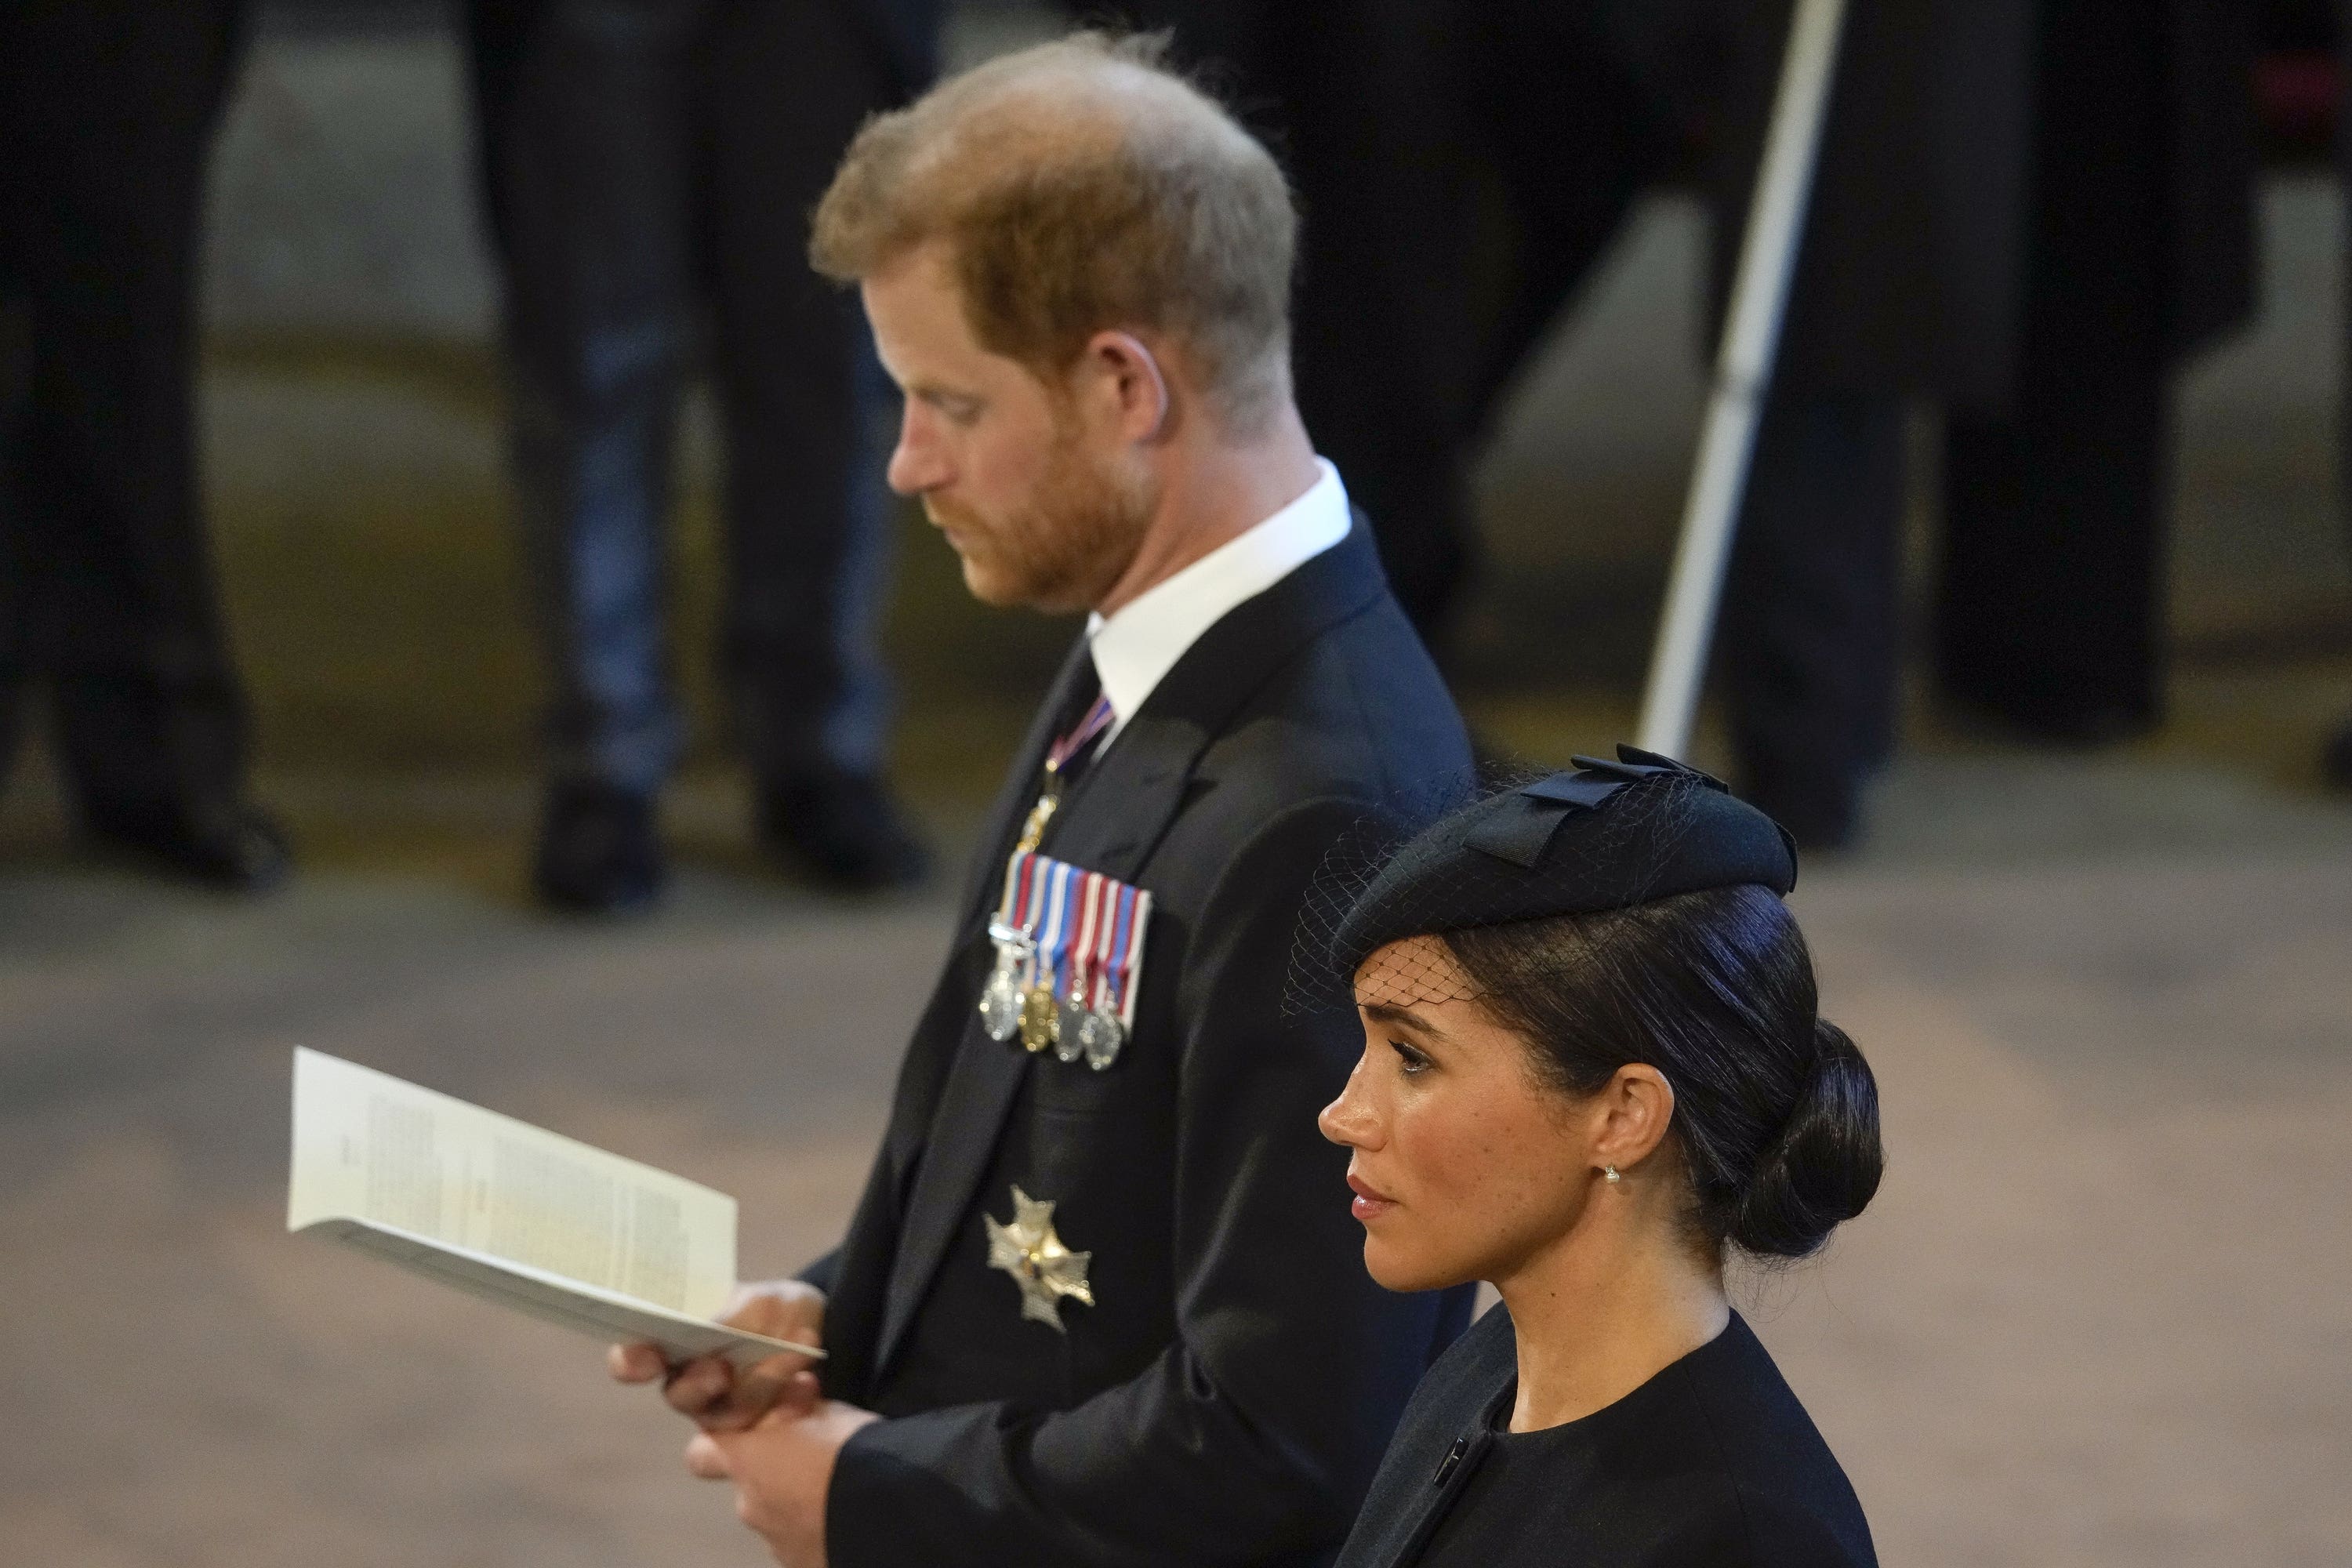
[534,782,666,913]
[2324,717,2352,792]
[82,797,292,892]
[757,767,931,891]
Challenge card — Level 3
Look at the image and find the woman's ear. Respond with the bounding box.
[1589,1063,1676,1174]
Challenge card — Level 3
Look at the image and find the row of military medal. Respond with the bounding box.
[978,851,1152,1072]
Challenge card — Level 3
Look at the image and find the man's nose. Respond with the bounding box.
[884,437,924,495]
[887,412,946,495]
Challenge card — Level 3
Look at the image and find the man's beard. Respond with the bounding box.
[933,422,1157,614]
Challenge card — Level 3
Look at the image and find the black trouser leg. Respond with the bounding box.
[701,0,904,783]
[1941,378,2167,737]
[1935,0,2169,737]
[0,263,31,797]
[1461,0,1677,432]
[0,0,252,821]
[1719,390,1906,848]
[2336,0,2352,783]
[472,0,702,797]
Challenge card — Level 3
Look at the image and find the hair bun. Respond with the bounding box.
[1727,1018,1885,1258]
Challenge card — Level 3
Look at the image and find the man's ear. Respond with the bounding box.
[1080,328,1172,444]
[1589,1063,1676,1174]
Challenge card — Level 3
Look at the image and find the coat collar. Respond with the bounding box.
[1345,1306,1519,1568]
[873,518,1392,1375]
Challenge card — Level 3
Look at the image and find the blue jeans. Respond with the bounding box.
[468,0,924,793]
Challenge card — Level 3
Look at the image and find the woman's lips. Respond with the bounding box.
[1346,1171,1397,1222]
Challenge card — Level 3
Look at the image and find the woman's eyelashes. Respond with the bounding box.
[1388,1040,1433,1077]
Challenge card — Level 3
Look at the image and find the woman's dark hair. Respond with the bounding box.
[1444,883,1882,1258]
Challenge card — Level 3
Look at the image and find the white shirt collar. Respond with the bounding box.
[1086,459,1352,737]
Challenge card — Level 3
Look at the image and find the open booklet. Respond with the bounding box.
[288,1047,818,1372]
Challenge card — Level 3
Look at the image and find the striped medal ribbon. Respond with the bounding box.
[978,849,1151,1070]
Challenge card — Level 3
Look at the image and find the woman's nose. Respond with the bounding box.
[1318,1060,1377,1149]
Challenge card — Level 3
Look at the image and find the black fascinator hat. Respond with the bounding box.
[1326,746,1798,988]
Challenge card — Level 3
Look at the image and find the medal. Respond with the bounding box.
[1076,1005,1124,1070]
[978,923,1029,1042]
[1054,989,1091,1063]
[983,844,1150,1070]
[1019,986,1060,1053]
[978,959,1025,1044]
[984,1185,1094,1330]
[979,964,1024,1041]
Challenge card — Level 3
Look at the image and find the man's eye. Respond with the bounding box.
[918,392,982,426]
[1388,1040,1432,1076]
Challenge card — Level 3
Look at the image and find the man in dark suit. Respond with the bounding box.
[0,0,289,888]
[611,33,1476,1566]
[460,0,942,910]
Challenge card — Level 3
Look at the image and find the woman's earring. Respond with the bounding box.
[1602,1164,1621,1185]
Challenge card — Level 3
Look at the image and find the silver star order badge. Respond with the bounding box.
[984,1185,1094,1331]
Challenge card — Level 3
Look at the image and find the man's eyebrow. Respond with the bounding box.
[1359,1000,1446,1039]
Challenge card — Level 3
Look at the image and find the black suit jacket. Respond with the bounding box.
[807,521,1477,1566]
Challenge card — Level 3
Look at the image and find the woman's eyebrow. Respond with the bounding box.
[1359,1000,1447,1039]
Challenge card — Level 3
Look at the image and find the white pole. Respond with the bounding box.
[1635,0,1850,759]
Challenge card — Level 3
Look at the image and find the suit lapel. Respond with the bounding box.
[954,637,1098,929]
[872,522,1392,1376]
[873,722,1200,1374]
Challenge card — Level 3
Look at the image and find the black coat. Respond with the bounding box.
[1334,1307,1876,1568]
[808,522,1479,1567]
[1708,0,2257,410]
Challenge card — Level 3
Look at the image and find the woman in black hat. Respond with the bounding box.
[1316,750,1882,1567]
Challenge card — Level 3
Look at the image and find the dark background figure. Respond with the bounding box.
[1922,1,2256,750]
[1715,0,2255,842]
[2332,0,2352,789]
[1112,0,1485,638]
[1463,0,2256,845]
[0,0,289,890]
[461,0,942,912]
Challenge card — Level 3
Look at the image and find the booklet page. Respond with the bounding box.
[289,1047,737,1320]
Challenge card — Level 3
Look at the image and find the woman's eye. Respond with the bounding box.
[1388,1040,1432,1076]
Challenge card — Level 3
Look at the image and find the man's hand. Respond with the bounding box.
[684,1370,881,1568]
[609,1278,828,1432]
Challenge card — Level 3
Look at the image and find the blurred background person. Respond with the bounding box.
[1922,2,2255,752]
[461,0,941,913]
[1463,0,2256,846]
[0,0,291,891]
[1115,0,1483,641]
[2332,0,2352,789]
